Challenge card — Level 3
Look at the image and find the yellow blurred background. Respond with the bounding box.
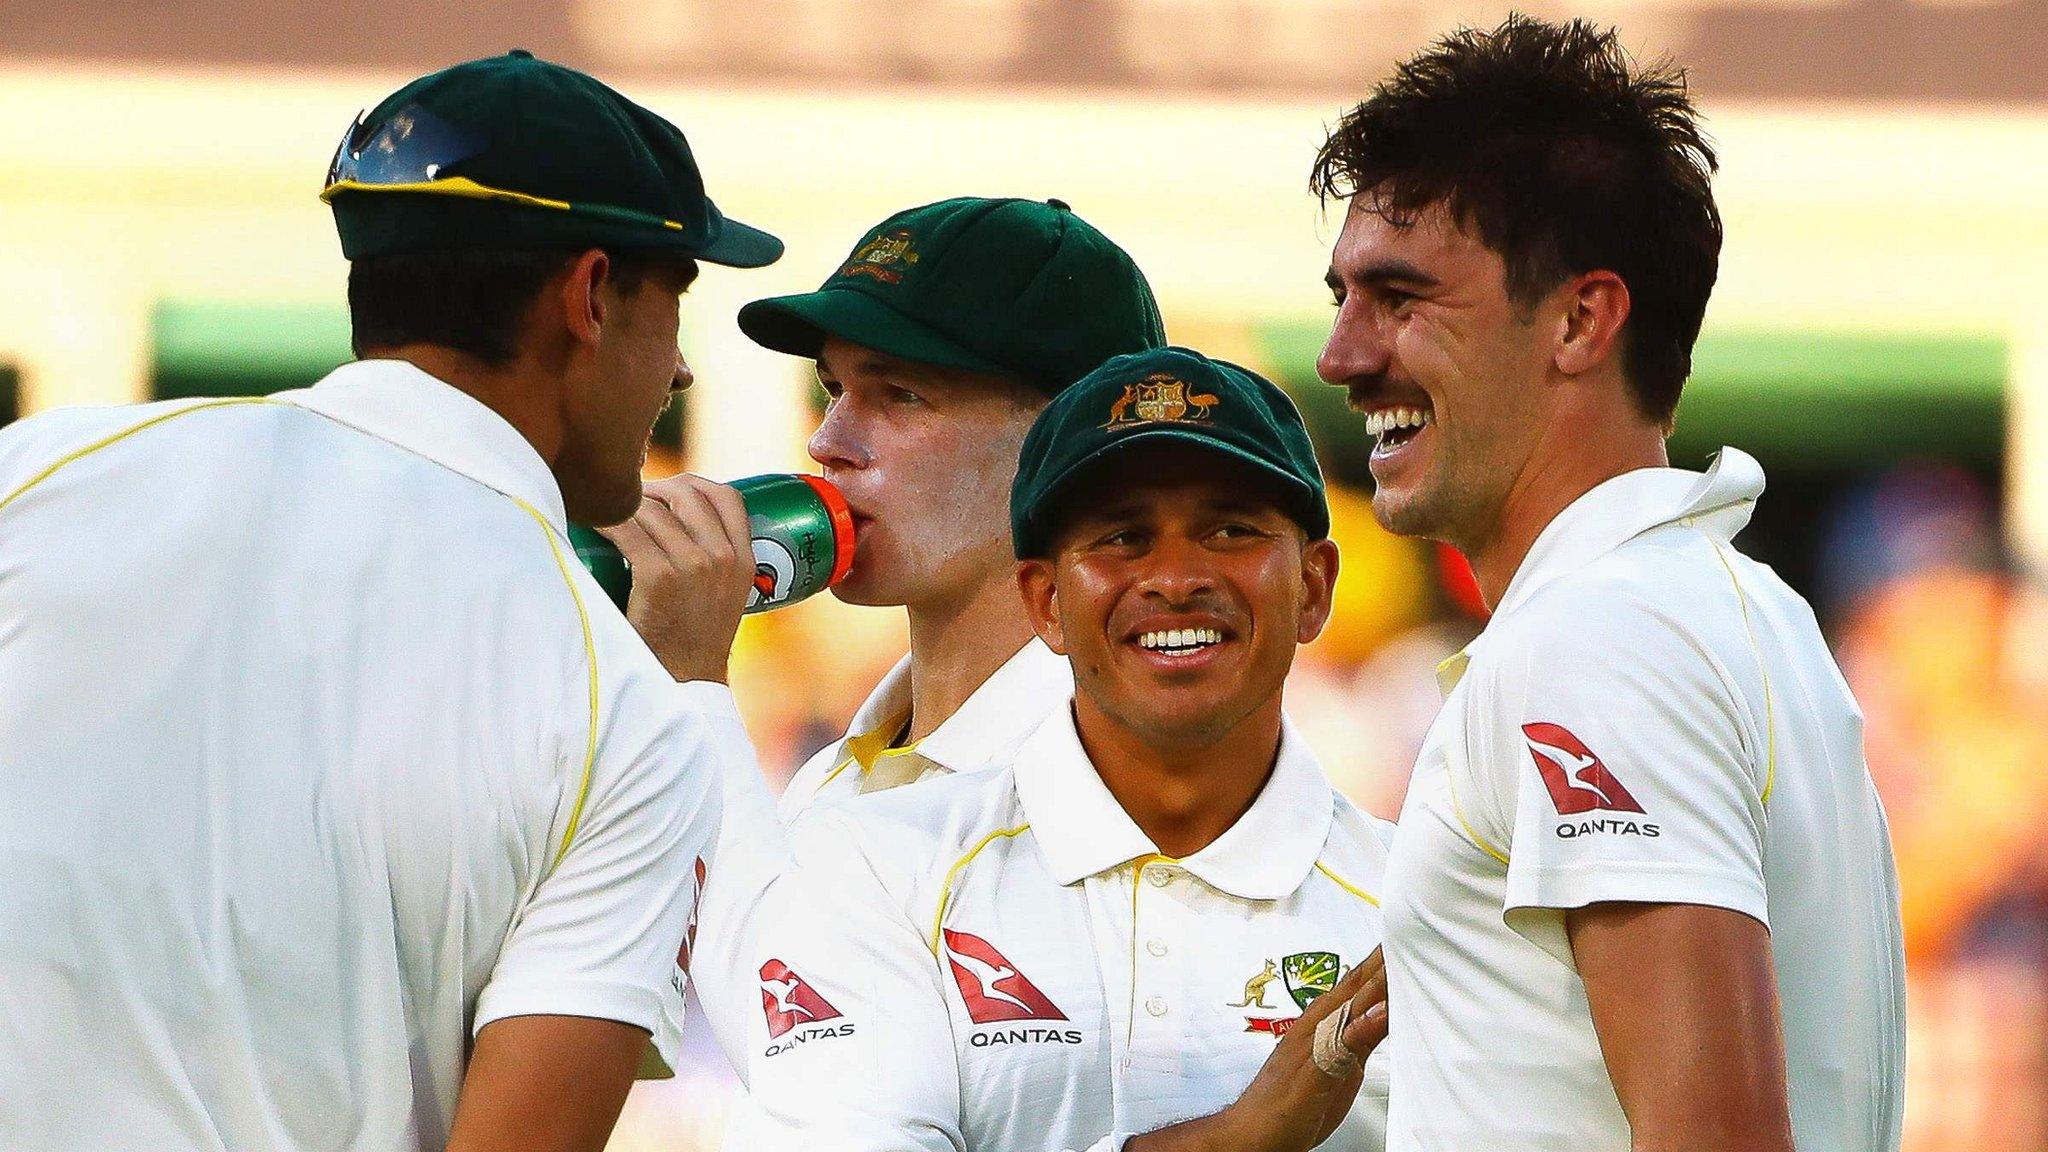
[3,2,2045,1146]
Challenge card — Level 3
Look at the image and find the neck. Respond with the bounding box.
[901,566,1037,743]
[377,345,564,466]
[1467,409,1669,609]
[1072,694,1284,860]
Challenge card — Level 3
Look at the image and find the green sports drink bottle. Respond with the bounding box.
[567,474,856,615]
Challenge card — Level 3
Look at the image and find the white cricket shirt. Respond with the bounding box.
[1381,448,1906,1152]
[691,639,1072,1085]
[0,361,722,1151]
[739,707,1392,1152]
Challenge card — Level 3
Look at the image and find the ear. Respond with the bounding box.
[1553,270,1631,377]
[557,248,614,352]
[1296,537,1340,645]
[1015,558,1068,655]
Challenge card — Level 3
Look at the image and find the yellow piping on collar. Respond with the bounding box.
[928,824,1031,954]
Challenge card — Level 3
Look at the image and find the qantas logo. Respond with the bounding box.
[942,930,1068,1024]
[759,959,843,1040]
[675,857,708,974]
[1523,723,1645,815]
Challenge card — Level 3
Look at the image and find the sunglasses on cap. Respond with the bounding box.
[318,104,694,235]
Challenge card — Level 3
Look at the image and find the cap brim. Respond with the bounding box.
[1022,428,1328,556]
[737,287,1012,376]
[695,213,784,269]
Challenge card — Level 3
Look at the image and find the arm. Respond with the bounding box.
[1126,948,1390,1152]
[446,1015,650,1152]
[742,813,963,1152]
[1568,903,1793,1152]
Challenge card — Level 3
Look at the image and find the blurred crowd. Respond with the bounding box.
[601,453,2048,1152]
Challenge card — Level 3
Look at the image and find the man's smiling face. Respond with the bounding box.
[1316,199,1558,550]
[1018,443,1337,753]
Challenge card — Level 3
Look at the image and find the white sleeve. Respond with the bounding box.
[472,663,721,1077]
[671,678,791,1085]
[739,811,962,1152]
[1472,591,1769,962]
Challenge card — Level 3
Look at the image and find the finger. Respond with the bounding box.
[1310,1000,1360,1079]
[641,482,733,570]
[1342,996,1389,1057]
[695,479,752,572]
[596,509,661,565]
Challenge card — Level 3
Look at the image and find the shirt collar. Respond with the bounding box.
[275,359,569,535]
[1438,447,1765,697]
[838,638,1072,776]
[1015,707,1335,901]
[1492,446,1764,619]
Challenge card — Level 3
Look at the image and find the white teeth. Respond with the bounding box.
[1367,407,1433,437]
[1137,628,1223,652]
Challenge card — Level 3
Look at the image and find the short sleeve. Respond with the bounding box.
[472,665,721,1076]
[741,811,962,1152]
[1470,590,1770,962]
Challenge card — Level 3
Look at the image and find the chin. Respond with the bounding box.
[828,567,907,608]
[563,474,645,528]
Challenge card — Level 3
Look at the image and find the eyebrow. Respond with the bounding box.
[1329,258,1441,292]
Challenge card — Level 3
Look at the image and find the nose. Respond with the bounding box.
[807,394,870,472]
[670,351,694,394]
[1133,532,1219,608]
[1316,298,1392,390]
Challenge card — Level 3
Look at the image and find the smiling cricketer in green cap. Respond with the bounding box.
[650,197,1166,1087]
[1012,345,1331,558]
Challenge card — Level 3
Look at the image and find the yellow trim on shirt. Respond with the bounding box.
[929,824,1031,954]
[0,397,603,875]
[814,709,915,796]
[0,398,278,514]
[512,498,602,876]
[1314,861,1383,908]
[1705,537,1779,807]
[847,710,916,773]
[1444,762,1512,867]
[818,755,859,791]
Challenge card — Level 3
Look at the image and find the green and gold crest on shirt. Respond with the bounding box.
[1282,951,1340,1010]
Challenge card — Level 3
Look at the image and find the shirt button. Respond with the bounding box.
[1145,996,1168,1017]
[1146,938,1168,957]
[1146,866,1173,887]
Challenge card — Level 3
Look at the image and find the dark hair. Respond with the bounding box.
[1311,16,1721,427]
[347,247,688,366]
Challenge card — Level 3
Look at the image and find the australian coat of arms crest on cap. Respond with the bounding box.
[1105,373,1221,428]
[839,229,920,284]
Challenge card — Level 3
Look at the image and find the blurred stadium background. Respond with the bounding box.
[3,0,2045,1146]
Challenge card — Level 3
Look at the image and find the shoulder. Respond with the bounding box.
[1474,548,1747,701]
[0,398,280,487]
[792,765,1029,901]
[1319,792,1394,905]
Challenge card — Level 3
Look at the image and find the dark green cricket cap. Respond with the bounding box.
[1011,346,1329,558]
[324,50,782,266]
[737,197,1164,393]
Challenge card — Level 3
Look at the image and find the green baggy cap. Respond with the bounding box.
[1011,345,1330,558]
[324,50,782,267]
[737,197,1163,393]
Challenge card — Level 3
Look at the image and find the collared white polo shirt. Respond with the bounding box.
[738,706,1391,1152]
[692,638,1072,1084]
[781,637,1075,816]
[1381,448,1906,1152]
[0,361,721,1151]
